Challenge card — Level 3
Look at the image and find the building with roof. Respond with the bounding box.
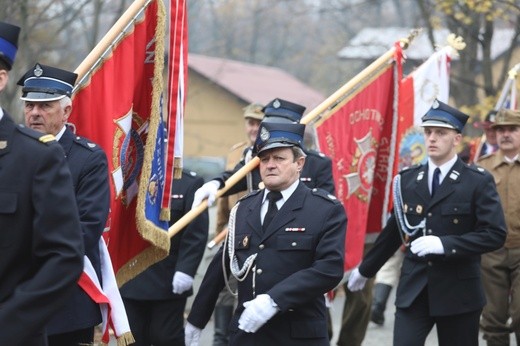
[338,27,516,62]
[184,54,324,159]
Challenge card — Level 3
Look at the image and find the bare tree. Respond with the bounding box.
[0,0,133,121]
[417,0,520,107]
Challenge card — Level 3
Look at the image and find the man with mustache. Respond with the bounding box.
[185,120,346,346]
[478,109,520,346]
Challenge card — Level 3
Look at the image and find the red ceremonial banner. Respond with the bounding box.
[69,0,169,285]
[394,46,451,175]
[316,64,398,271]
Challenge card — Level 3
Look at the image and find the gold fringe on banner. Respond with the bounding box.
[159,207,170,222]
[132,0,170,284]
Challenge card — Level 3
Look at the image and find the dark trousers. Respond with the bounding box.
[123,297,187,346]
[47,327,94,346]
[336,278,374,346]
[394,288,481,346]
[337,243,375,346]
[22,330,48,346]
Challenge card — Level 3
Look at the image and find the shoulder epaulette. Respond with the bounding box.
[466,163,487,175]
[306,149,328,159]
[180,169,198,179]
[311,188,340,204]
[16,124,55,144]
[399,164,421,174]
[39,134,56,143]
[73,135,99,151]
[238,189,262,202]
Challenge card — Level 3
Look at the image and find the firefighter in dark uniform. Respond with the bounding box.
[348,99,507,346]
[192,98,335,208]
[0,22,84,346]
[120,169,209,346]
[185,121,347,346]
[19,63,110,345]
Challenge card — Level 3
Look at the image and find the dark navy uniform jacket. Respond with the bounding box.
[188,182,346,345]
[120,170,208,299]
[0,114,83,345]
[218,148,335,195]
[359,157,506,316]
[47,126,110,334]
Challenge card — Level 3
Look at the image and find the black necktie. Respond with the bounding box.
[431,167,441,197]
[263,191,282,231]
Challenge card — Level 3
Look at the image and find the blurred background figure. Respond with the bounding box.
[478,109,520,346]
[370,248,404,326]
[120,169,209,346]
[470,110,498,162]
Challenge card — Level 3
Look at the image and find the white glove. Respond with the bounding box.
[192,180,220,208]
[238,294,278,333]
[184,322,202,346]
[172,271,193,294]
[347,267,368,292]
[410,236,444,257]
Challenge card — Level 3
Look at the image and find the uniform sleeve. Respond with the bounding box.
[175,176,209,277]
[76,148,110,253]
[0,144,83,345]
[358,214,402,278]
[187,244,228,329]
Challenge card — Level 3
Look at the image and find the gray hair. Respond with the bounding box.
[291,146,306,160]
[59,96,72,109]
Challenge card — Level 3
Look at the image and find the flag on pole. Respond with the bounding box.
[161,0,188,221]
[470,63,519,162]
[78,238,134,345]
[494,63,519,111]
[315,44,403,270]
[395,45,453,175]
[69,0,169,285]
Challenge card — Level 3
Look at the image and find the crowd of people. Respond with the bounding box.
[1,19,519,346]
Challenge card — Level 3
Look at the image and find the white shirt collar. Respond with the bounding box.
[262,178,300,206]
[0,108,4,121]
[55,125,67,141]
[428,155,458,185]
[504,154,519,163]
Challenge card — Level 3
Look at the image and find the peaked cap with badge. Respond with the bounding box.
[262,98,306,123]
[421,99,469,133]
[356,100,507,336]
[254,121,305,155]
[215,96,336,195]
[0,21,20,70]
[18,63,78,102]
[17,64,112,338]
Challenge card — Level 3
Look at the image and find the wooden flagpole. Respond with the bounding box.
[167,30,420,239]
[74,0,152,87]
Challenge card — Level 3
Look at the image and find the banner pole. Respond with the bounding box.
[74,0,151,85]
[168,30,420,239]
